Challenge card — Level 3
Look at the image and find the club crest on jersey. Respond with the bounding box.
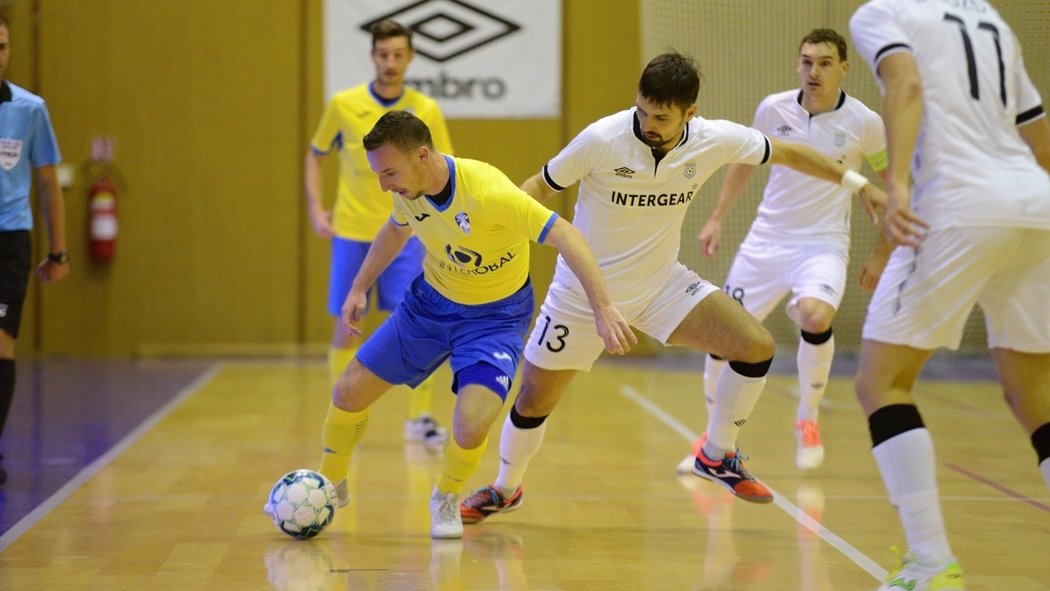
[834,132,846,147]
[455,212,471,234]
[0,139,23,171]
[684,161,696,179]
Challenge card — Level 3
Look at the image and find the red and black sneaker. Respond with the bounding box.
[459,484,524,524]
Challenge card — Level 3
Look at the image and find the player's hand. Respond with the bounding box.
[857,184,886,224]
[340,289,369,336]
[594,304,636,355]
[883,186,928,247]
[697,219,722,257]
[310,208,335,239]
[34,259,70,283]
[858,251,889,291]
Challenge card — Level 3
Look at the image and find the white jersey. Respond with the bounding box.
[542,108,770,306]
[748,90,886,246]
[850,0,1050,230]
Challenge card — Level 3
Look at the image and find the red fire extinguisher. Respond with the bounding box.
[88,174,118,262]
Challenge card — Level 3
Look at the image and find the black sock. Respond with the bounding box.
[0,358,14,440]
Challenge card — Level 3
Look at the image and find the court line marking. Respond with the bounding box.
[0,362,224,553]
[944,462,1050,513]
[618,383,887,583]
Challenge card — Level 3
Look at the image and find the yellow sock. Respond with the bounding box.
[328,345,358,386]
[436,436,488,495]
[407,374,435,420]
[318,403,370,483]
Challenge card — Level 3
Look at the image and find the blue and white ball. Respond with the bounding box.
[264,469,338,539]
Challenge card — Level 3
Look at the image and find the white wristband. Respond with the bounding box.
[841,170,869,192]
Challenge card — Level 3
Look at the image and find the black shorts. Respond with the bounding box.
[0,231,32,339]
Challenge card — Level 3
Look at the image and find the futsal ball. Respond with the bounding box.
[264,469,338,539]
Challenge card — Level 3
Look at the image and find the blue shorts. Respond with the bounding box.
[327,236,425,316]
[355,275,534,398]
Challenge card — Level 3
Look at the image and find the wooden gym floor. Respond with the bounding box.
[0,354,1046,590]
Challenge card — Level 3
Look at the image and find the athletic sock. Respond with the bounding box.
[703,355,727,417]
[796,333,834,423]
[872,428,953,566]
[327,345,358,387]
[0,359,14,439]
[703,365,766,460]
[437,436,488,495]
[494,409,547,495]
[318,403,369,483]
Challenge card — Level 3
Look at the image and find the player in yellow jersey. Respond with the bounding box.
[305,20,453,447]
[316,111,635,539]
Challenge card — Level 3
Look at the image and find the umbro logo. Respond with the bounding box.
[614,166,636,178]
[775,124,794,137]
[415,213,431,221]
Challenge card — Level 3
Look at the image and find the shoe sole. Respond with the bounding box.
[690,464,774,504]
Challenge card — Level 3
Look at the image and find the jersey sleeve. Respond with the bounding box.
[541,121,607,192]
[850,0,911,75]
[1011,33,1045,127]
[751,95,774,134]
[482,164,559,243]
[28,102,62,167]
[712,119,770,166]
[390,199,410,226]
[310,99,342,155]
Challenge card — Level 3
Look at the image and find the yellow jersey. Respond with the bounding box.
[392,156,558,305]
[311,83,453,241]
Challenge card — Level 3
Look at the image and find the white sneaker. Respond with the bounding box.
[333,478,349,508]
[405,415,449,448]
[795,420,825,471]
[429,487,463,539]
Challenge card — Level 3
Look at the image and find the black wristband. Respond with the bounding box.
[48,251,69,264]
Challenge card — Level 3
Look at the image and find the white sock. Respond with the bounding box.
[703,356,727,417]
[796,335,834,423]
[493,413,546,496]
[872,428,953,566]
[704,365,766,460]
[1040,457,1050,492]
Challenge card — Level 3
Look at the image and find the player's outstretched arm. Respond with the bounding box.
[542,218,635,355]
[699,163,756,257]
[342,219,412,335]
[520,172,559,205]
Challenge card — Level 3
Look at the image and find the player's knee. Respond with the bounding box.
[741,325,775,362]
[796,301,835,333]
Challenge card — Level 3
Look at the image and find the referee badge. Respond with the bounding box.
[0,139,23,171]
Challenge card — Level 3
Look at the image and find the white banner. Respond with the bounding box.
[324,0,561,119]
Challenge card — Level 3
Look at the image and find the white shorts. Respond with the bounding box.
[724,238,848,324]
[524,262,720,371]
[864,226,1050,352]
